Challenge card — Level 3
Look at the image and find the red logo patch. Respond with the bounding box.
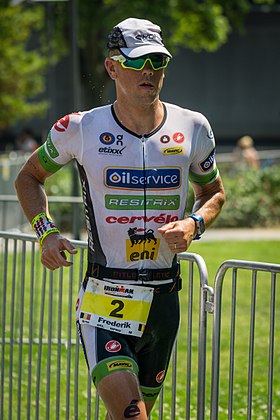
[173,132,185,143]
[54,115,70,132]
[105,340,122,353]
[156,370,165,383]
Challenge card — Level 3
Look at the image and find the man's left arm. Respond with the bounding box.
[158,175,225,253]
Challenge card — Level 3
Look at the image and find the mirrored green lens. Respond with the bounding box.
[122,55,169,70]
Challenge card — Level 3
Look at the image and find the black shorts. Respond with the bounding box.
[76,285,180,401]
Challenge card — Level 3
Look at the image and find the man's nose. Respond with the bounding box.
[142,60,154,75]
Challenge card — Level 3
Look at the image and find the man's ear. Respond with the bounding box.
[104,58,118,80]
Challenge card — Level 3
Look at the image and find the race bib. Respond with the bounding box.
[79,278,154,337]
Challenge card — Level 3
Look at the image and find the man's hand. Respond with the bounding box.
[40,232,78,270]
[158,218,196,254]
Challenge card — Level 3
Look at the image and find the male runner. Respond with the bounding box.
[15,17,225,420]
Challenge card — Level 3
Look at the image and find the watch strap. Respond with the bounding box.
[187,213,205,240]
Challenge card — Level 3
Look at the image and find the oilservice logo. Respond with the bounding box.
[104,167,181,190]
[199,148,216,171]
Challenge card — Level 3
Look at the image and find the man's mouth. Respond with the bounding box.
[139,81,154,88]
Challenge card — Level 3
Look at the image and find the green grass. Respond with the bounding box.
[1,240,279,419]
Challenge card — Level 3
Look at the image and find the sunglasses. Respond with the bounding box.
[110,54,170,71]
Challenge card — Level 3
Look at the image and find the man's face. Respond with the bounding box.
[105,54,166,104]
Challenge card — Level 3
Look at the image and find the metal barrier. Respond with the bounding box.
[210,259,280,420]
[0,231,212,420]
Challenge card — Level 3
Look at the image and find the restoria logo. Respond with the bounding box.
[162,146,183,156]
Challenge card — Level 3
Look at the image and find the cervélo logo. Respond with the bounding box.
[104,167,181,190]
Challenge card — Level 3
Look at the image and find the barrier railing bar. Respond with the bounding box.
[228,268,237,419]
[27,242,35,420]
[46,270,54,420]
[1,239,8,420]
[35,268,47,420]
[171,341,177,420]
[268,273,276,420]
[66,262,74,420]
[17,240,26,420]
[9,239,17,419]
[186,260,194,420]
[158,385,164,419]
[179,252,211,420]
[56,268,64,420]
[87,371,92,419]
[247,270,257,420]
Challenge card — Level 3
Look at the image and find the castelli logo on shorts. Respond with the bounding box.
[173,132,185,143]
[105,340,122,353]
[156,370,165,383]
[54,115,70,132]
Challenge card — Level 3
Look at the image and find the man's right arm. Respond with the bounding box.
[15,151,77,270]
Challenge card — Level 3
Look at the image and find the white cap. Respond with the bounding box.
[107,18,172,58]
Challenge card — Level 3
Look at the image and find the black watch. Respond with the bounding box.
[187,213,205,240]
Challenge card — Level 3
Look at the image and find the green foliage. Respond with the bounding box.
[0,0,277,127]
[0,4,48,129]
[213,165,280,227]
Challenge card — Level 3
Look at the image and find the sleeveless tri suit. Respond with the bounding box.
[38,102,219,399]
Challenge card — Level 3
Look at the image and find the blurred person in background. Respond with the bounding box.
[15,128,39,153]
[233,135,260,170]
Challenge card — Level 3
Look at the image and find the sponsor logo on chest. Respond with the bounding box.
[104,167,181,190]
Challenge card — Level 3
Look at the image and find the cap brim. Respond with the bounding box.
[120,45,172,59]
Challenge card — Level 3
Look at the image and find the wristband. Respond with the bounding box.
[31,212,60,245]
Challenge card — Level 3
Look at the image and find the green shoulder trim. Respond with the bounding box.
[189,167,219,185]
[141,384,163,401]
[38,145,63,173]
[91,356,139,387]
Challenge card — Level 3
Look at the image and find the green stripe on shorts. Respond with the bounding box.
[91,356,139,386]
[38,145,63,173]
[140,384,162,401]
[189,167,219,184]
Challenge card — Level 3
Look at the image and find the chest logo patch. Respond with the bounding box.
[162,146,183,156]
[173,132,185,143]
[126,227,160,262]
[99,132,115,145]
[105,167,181,190]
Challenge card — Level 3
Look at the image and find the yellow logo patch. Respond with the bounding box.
[162,146,183,156]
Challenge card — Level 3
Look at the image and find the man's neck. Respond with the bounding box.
[113,99,164,136]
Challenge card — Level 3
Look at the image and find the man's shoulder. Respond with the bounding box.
[163,102,207,123]
[74,104,112,122]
